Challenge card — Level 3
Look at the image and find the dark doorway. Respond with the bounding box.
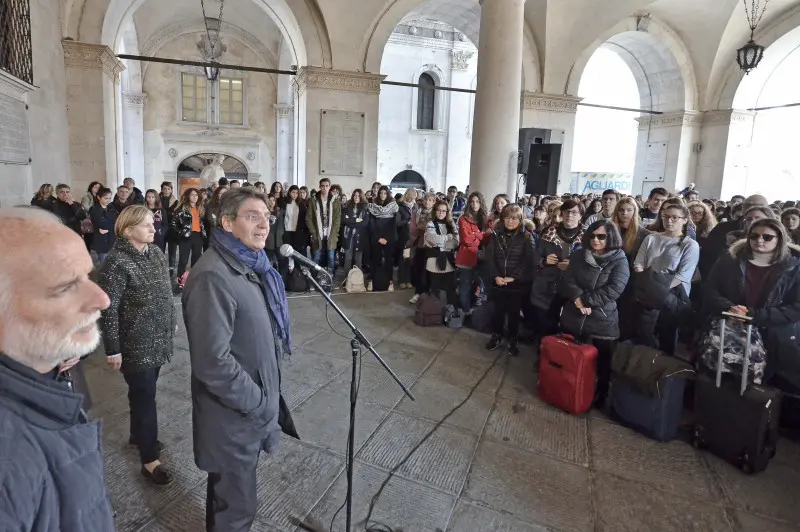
[390,170,426,190]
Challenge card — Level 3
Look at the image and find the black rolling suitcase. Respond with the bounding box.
[693,317,780,474]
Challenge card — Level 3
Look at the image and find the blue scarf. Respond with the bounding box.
[212,229,292,358]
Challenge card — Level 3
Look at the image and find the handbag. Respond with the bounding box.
[634,268,672,309]
[80,217,94,235]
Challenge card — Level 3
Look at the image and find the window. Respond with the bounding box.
[0,0,33,84]
[219,78,244,125]
[180,73,245,125]
[417,73,436,130]
[182,73,208,123]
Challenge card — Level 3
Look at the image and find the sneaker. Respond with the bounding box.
[486,335,503,351]
[388,282,394,292]
[508,339,520,357]
[409,293,420,304]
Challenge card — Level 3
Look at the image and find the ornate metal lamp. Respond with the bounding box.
[737,0,769,74]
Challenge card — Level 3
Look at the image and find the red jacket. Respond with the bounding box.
[456,214,484,268]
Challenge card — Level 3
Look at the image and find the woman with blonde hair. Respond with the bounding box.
[98,205,175,486]
[396,188,419,288]
[30,183,55,210]
[688,200,717,241]
[409,192,437,303]
[612,197,649,263]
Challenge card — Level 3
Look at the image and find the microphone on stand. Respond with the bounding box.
[279,244,325,274]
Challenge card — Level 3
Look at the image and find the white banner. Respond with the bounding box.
[570,172,633,195]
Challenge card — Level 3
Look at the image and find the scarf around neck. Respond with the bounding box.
[212,229,292,358]
[367,201,399,219]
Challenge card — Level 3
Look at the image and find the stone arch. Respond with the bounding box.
[713,6,800,110]
[564,15,698,112]
[390,169,426,189]
[408,64,447,130]
[178,151,250,174]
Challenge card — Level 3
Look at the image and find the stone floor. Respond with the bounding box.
[82,290,800,532]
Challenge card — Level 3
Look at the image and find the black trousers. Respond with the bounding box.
[536,296,566,338]
[167,239,178,270]
[429,271,458,306]
[178,232,204,278]
[123,366,161,464]
[206,465,259,532]
[490,286,530,339]
[411,251,430,295]
[582,336,617,403]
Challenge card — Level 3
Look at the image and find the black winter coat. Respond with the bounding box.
[98,239,176,374]
[51,199,87,235]
[30,196,55,210]
[171,207,206,240]
[342,203,369,253]
[0,355,114,531]
[485,228,535,291]
[559,248,630,339]
[531,224,584,310]
[151,207,169,249]
[89,203,117,254]
[397,203,413,251]
[703,242,800,389]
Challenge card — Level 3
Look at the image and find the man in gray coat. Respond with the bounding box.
[183,187,297,531]
[0,207,114,530]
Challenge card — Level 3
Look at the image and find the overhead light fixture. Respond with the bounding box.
[204,63,220,82]
[201,1,226,81]
[737,0,769,74]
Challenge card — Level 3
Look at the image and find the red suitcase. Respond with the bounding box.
[538,334,598,414]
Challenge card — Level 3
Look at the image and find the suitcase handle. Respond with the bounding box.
[716,316,752,396]
[548,360,564,369]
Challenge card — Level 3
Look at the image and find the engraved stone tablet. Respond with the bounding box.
[319,110,365,177]
[0,93,30,165]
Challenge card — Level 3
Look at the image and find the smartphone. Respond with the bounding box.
[722,311,752,321]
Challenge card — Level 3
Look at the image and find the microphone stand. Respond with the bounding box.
[297,266,415,532]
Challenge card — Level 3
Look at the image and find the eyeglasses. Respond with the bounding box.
[241,213,270,223]
[590,233,608,241]
[436,209,449,214]
[690,210,704,216]
[661,215,685,222]
[503,217,520,222]
[562,210,582,217]
[748,233,776,242]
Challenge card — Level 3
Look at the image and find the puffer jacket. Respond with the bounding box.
[0,355,114,531]
[530,224,584,310]
[559,248,630,338]
[456,213,484,268]
[171,206,207,240]
[98,238,176,373]
[485,226,535,289]
[342,202,369,253]
[703,239,800,389]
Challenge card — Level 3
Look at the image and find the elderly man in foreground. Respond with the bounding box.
[182,187,298,531]
[0,207,114,530]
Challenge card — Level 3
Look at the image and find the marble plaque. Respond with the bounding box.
[0,93,30,165]
[643,141,667,182]
[319,110,365,177]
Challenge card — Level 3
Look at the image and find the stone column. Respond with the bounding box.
[469,0,525,199]
[520,92,582,195]
[274,103,294,185]
[445,49,475,192]
[633,111,702,197]
[121,91,146,187]
[695,109,755,199]
[63,41,124,193]
[293,67,386,193]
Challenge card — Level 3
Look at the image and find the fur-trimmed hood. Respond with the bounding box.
[728,238,800,260]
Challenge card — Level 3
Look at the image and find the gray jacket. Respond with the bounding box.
[0,355,114,531]
[182,247,286,473]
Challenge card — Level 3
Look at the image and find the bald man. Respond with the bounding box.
[0,207,115,531]
[699,194,769,279]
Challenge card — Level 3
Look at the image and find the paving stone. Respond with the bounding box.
[281,349,350,388]
[485,397,589,465]
[447,500,550,532]
[384,322,454,351]
[302,331,357,357]
[367,339,440,374]
[593,471,734,531]
[735,511,800,532]
[141,484,206,531]
[424,353,505,393]
[707,451,800,525]
[357,412,477,494]
[303,461,455,532]
[463,440,593,531]
[291,388,390,455]
[254,438,344,529]
[589,418,719,501]
[324,363,418,409]
[395,376,494,433]
[97,386,193,447]
[281,377,321,410]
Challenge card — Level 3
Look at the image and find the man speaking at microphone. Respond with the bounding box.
[182,187,298,531]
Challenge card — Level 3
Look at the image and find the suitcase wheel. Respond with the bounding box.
[691,429,705,450]
[740,454,753,475]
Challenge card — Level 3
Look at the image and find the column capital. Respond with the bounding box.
[521,92,582,114]
[451,50,474,71]
[122,91,147,107]
[273,103,294,117]
[636,110,703,130]
[701,109,756,127]
[62,40,125,83]
[293,67,386,96]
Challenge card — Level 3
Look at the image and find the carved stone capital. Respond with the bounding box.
[122,91,147,107]
[451,50,474,71]
[701,109,756,127]
[273,103,293,117]
[521,92,582,114]
[293,67,386,95]
[636,110,703,130]
[62,41,125,83]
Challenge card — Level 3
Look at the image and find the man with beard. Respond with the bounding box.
[0,207,114,530]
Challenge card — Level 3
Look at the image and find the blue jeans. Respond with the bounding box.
[458,267,477,312]
[312,237,336,273]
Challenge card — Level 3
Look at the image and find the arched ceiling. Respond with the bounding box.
[402,0,480,45]
[180,153,247,173]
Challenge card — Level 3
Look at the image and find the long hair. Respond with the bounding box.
[431,199,456,234]
[583,199,602,224]
[582,219,623,251]
[688,200,717,238]
[179,188,205,218]
[612,196,643,255]
[375,185,393,206]
[742,218,791,264]
[657,201,691,242]
[87,181,103,196]
[348,188,364,209]
[465,191,488,230]
[35,183,53,200]
[145,189,162,209]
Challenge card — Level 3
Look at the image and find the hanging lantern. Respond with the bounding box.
[737,39,765,74]
[204,63,220,82]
